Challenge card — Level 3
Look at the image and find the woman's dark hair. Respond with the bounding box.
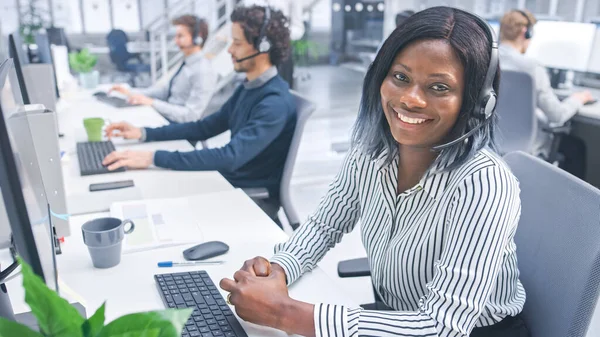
[230,5,291,66]
[352,6,500,170]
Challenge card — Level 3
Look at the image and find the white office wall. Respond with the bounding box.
[310,0,331,32]
[82,0,111,33]
[0,0,20,35]
[112,0,141,32]
[140,0,166,27]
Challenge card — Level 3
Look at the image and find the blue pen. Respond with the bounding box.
[158,261,225,268]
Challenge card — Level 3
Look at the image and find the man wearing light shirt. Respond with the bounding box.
[499,9,594,178]
[110,15,217,123]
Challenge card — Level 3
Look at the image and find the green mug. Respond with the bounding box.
[83,118,107,142]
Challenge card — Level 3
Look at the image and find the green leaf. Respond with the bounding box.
[19,257,85,337]
[97,309,192,337]
[82,303,106,337]
[0,317,44,337]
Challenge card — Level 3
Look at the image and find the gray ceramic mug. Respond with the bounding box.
[81,217,135,269]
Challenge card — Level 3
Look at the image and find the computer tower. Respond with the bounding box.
[10,105,69,237]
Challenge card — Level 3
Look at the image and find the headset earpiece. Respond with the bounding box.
[255,7,272,53]
[192,17,204,46]
[515,9,533,39]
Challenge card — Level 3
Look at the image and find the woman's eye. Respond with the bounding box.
[394,73,408,82]
[431,84,449,92]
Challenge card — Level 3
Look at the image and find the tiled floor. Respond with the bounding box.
[287,65,374,305]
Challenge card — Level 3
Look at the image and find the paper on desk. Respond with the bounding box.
[110,197,203,254]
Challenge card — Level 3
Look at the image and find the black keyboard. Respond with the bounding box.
[94,93,135,108]
[155,271,248,337]
[76,141,125,176]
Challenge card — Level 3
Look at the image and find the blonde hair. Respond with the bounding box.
[500,9,537,42]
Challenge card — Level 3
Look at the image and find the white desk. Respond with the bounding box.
[56,90,233,215]
[555,86,600,126]
[6,189,356,337]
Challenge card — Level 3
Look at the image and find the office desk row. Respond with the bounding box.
[54,90,234,215]
[4,88,356,337]
[6,190,356,337]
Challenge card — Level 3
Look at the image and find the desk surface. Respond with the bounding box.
[6,189,356,337]
[555,86,600,125]
[56,89,233,215]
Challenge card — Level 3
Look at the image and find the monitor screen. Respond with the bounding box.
[0,59,58,291]
[525,20,597,72]
[8,34,31,104]
[587,26,600,74]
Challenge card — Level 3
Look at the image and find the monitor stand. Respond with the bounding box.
[0,283,85,328]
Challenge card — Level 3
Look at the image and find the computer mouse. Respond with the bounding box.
[93,91,107,97]
[183,241,229,261]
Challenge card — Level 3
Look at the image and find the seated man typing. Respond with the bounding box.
[103,5,297,223]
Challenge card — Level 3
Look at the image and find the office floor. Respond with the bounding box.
[286,65,375,305]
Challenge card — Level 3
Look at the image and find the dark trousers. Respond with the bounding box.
[558,134,587,180]
[361,301,530,337]
[470,315,530,337]
[278,54,294,90]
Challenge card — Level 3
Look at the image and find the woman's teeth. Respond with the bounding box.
[397,112,428,124]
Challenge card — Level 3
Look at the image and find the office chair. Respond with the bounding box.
[106,29,150,87]
[338,151,600,336]
[243,91,316,230]
[495,69,537,154]
[495,69,569,163]
[505,151,600,337]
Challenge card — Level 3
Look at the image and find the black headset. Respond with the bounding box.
[432,12,499,151]
[515,9,533,39]
[192,17,204,46]
[255,6,272,53]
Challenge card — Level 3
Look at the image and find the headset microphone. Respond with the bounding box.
[431,13,499,152]
[235,52,262,63]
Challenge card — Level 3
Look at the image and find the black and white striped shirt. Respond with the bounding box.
[271,148,525,337]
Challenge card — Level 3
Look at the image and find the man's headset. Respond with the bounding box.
[431,13,499,151]
[236,6,272,63]
[192,17,204,46]
[515,9,533,39]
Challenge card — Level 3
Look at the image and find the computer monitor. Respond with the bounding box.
[34,33,60,99]
[525,20,597,72]
[587,25,600,74]
[8,34,31,104]
[7,33,29,65]
[0,59,58,292]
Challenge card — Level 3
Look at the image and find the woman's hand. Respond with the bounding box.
[219,267,290,330]
[240,256,275,277]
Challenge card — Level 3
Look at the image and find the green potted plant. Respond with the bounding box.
[291,39,323,66]
[69,49,99,90]
[0,258,192,337]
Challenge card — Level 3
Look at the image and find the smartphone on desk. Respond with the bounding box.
[89,180,134,192]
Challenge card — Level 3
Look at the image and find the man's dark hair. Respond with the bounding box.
[172,15,209,47]
[230,5,291,65]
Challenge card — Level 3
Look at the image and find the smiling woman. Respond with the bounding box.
[354,6,500,170]
[220,6,529,337]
